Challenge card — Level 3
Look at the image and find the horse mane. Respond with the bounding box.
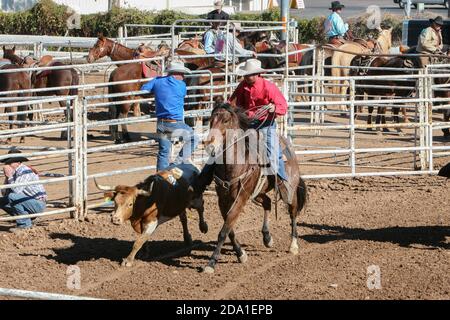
[3,51,24,66]
[212,103,250,130]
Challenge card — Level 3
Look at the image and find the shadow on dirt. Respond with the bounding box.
[299,223,450,250]
[28,232,246,270]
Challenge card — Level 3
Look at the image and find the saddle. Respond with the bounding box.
[0,59,11,69]
[353,38,375,50]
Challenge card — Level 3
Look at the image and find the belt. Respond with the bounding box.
[329,35,342,39]
[159,118,179,123]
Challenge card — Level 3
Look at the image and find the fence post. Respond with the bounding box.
[82,98,89,220]
[67,99,74,208]
[425,70,434,172]
[73,97,83,220]
[418,71,427,170]
[349,79,356,176]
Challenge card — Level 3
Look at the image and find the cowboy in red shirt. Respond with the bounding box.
[194,59,292,203]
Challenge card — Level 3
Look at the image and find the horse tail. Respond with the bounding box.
[330,52,342,96]
[296,176,307,214]
[69,68,79,96]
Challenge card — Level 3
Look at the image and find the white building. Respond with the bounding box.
[0,0,294,14]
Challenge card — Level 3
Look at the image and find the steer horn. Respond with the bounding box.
[94,178,115,191]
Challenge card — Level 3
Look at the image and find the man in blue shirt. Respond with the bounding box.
[324,1,352,45]
[203,14,223,56]
[141,61,198,171]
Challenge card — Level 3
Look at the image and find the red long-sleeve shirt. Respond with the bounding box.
[229,77,288,121]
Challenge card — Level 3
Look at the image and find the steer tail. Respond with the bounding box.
[69,68,79,96]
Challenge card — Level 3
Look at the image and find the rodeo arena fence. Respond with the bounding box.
[0,19,449,296]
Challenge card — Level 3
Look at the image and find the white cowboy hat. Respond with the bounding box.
[214,0,224,9]
[166,60,191,74]
[235,59,266,76]
[230,22,242,32]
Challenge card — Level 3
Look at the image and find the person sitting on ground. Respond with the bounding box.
[0,150,47,231]
[416,16,450,68]
[324,1,353,46]
[140,60,198,172]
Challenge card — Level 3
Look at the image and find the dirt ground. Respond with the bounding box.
[0,73,449,300]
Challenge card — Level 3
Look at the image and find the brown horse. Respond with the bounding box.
[350,55,418,134]
[175,38,213,70]
[87,37,170,143]
[31,60,79,139]
[200,103,307,273]
[0,47,32,144]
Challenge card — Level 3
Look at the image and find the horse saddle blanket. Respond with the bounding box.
[35,61,57,79]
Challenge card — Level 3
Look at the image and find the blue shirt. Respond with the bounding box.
[324,12,349,38]
[204,29,222,54]
[141,75,186,121]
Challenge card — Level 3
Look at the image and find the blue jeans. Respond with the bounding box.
[156,119,199,172]
[250,119,287,181]
[0,193,46,228]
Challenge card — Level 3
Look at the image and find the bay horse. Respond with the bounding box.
[329,28,393,112]
[350,55,418,134]
[31,59,79,139]
[87,36,170,143]
[0,47,32,144]
[200,103,307,273]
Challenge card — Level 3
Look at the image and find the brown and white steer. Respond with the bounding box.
[95,168,208,267]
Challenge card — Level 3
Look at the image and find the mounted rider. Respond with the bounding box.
[193,59,294,204]
[324,1,353,46]
[416,16,450,68]
[203,14,225,57]
[215,22,257,65]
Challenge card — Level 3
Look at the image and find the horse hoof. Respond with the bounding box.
[203,266,215,274]
[184,236,193,247]
[289,243,299,255]
[121,259,133,267]
[264,237,274,248]
[114,139,123,145]
[238,250,248,264]
[199,222,208,234]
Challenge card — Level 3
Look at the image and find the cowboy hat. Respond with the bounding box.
[236,59,266,76]
[230,22,243,32]
[429,16,444,26]
[166,60,191,74]
[329,1,345,10]
[214,0,224,9]
[1,149,29,165]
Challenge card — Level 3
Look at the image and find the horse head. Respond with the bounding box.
[203,103,249,158]
[87,34,113,63]
[2,46,24,65]
[375,27,393,54]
